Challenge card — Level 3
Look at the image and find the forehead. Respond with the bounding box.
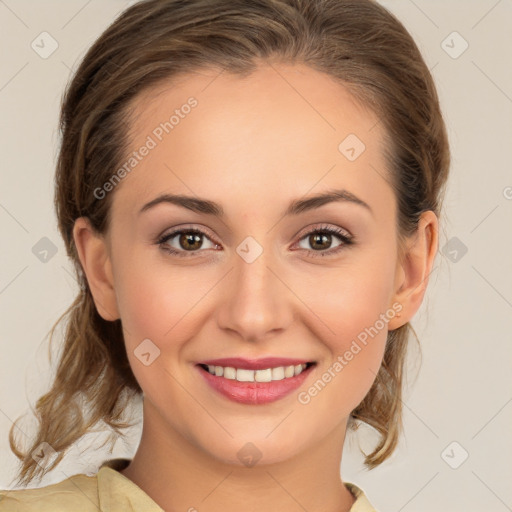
[128,63,380,145]
[112,63,393,221]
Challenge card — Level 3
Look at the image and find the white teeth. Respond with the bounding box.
[236,369,254,382]
[271,366,285,380]
[223,367,236,380]
[284,365,295,378]
[255,368,272,382]
[203,363,309,382]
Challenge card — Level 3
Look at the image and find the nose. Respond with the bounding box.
[216,248,294,343]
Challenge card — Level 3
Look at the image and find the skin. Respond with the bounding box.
[73,62,438,512]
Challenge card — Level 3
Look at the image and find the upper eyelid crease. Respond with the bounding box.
[139,188,373,219]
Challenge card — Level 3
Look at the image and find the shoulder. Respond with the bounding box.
[345,481,380,512]
[0,473,99,511]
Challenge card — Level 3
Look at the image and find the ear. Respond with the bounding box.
[387,210,438,330]
[72,217,120,321]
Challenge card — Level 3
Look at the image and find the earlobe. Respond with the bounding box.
[387,210,438,330]
[72,217,120,321]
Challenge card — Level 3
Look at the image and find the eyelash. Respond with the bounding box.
[156,224,354,259]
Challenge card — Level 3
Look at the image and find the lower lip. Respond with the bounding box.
[196,364,315,405]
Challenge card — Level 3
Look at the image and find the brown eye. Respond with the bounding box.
[308,232,334,251]
[296,225,354,257]
[157,227,219,257]
[178,232,204,251]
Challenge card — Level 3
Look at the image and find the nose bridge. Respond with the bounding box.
[216,237,292,341]
[238,246,274,295]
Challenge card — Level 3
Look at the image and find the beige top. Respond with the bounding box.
[0,458,378,511]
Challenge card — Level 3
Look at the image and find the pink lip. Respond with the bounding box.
[197,357,314,370]
[196,362,316,405]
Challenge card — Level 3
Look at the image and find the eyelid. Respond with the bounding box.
[295,223,352,240]
[157,223,219,243]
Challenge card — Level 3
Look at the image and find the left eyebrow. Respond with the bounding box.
[284,188,374,217]
[138,188,373,218]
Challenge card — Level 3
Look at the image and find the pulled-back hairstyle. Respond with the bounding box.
[9,0,449,486]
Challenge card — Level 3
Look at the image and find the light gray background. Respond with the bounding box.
[1,1,511,510]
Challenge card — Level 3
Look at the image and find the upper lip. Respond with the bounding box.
[197,357,315,370]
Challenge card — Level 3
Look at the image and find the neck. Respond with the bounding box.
[120,400,356,512]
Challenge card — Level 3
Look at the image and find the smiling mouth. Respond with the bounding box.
[198,362,316,383]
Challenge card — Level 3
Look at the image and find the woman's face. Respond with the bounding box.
[84,63,416,466]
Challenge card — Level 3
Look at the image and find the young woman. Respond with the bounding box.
[1,0,449,510]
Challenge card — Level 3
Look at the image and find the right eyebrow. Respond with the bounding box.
[139,194,223,217]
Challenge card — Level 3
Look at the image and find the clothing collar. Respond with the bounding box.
[345,482,378,511]
[97,459,376,512]
[97,458,164,512]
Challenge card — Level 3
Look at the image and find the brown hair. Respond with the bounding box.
[8,0,449,486]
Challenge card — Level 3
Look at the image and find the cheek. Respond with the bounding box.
[293,257,396,402]
[114,257,212,349]
[298,256,396,340]
[116,275,170,342]
[114,263,204,396]
[296,301,391,420]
